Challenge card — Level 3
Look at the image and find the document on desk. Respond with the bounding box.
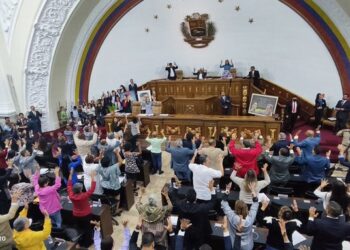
[292,231,306,246]
[258,193,270,203]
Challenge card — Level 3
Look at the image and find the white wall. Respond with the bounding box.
[90,0,342,106]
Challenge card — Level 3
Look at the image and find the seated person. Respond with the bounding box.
[257,199,301,250]
[221,182,259,250]
[231,163,270,204]
[193,68,207,80]
[165,62,178,80]
[264,147,295,186]
[294,146,331,184]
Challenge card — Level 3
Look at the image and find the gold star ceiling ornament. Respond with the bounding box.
[167,4,172,9]
[218,0,224,3]
[235,5,240,11]
[154,14,158,19]
[145,27,150,32]
[249,18,254,23]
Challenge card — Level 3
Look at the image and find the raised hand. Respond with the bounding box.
[262,163,268,172]
[309,207,319,218]
[222,216,229,233]
[326,150,331,158]
[320,179,329,189]
[122,220,128,228]
[208,180,215,192]
[231,133,237,140]
[54,166,60,176]
[261,198,269,211]
[338,144,345,154]
[180,218,192,231]
[291,199,299,212]
[164,217,173,233]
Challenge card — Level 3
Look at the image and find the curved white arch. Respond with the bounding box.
[24,0,79,131]
[23,0,350,131]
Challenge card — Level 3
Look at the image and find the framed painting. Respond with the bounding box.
[248,93,279,116]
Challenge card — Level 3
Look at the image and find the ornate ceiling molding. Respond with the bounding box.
[0,0,21,50]
[24,0,79,131]
[315,0,350,47]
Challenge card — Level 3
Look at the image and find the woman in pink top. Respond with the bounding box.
[33,166,62,228]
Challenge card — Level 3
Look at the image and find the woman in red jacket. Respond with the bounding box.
[67,169,96,248]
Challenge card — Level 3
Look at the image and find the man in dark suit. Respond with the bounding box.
[247,66,260,88]
[269,132,290,156]
[193,68,207,80]
[27,106,42,133]
[170,181,216,250]
[165,62,178,80]
[220,92,232,115]
[335,94,350,132]
[284,97,301,133]
[307,201,350,250]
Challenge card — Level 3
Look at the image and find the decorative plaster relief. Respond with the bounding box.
[25,0,78,131]
[0,0,21,49]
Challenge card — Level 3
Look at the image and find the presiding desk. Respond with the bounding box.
[143,78,253,115]
[105,113,281,140]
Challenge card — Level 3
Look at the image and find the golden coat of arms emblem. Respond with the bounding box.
[181,13,216,48]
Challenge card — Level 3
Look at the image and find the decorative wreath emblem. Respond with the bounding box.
[181,13,216,48]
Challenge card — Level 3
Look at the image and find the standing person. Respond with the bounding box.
[221,182,259,250]
[0,192,20,250]
[246,66,261,88]
[335,94,350,132]
[166,137,194,181]
[264,148,295,186]
[98,152,123,213]
[228,132,262,178]
[82,154,103,195]
[16,113,28,133]
[73,130,98,156]
[200,137,228,171]
[125,116,141,151]
[122,94,132,113]
[220,92,232,115]
[0,159,13,215]
[129,79,138,101]
[146,129,166,175]
[193,68,207,80]
[284,97,301,133]
[27,106,42,133]
[123,142,141,195]
[33,166,62,228]
[220,59,234,79]
[307,202,350,250]
[189,150,223,202]
[13,203,51,250]
[336,122,350,161]
[231,163,270,204]
[67,169,96,248]
[269,132,290,156]
[313,179,350,220]
[165,62,178,80]
[314,93,327,128]
[257,200,301,250]
[292,129,321,158]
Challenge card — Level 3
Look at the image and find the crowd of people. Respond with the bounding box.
[0,105,350,250]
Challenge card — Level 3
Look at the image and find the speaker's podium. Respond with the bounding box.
[105,78,281,139]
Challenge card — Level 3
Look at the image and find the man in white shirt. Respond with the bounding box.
[165,62,178,80]
[189,150,223,201]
